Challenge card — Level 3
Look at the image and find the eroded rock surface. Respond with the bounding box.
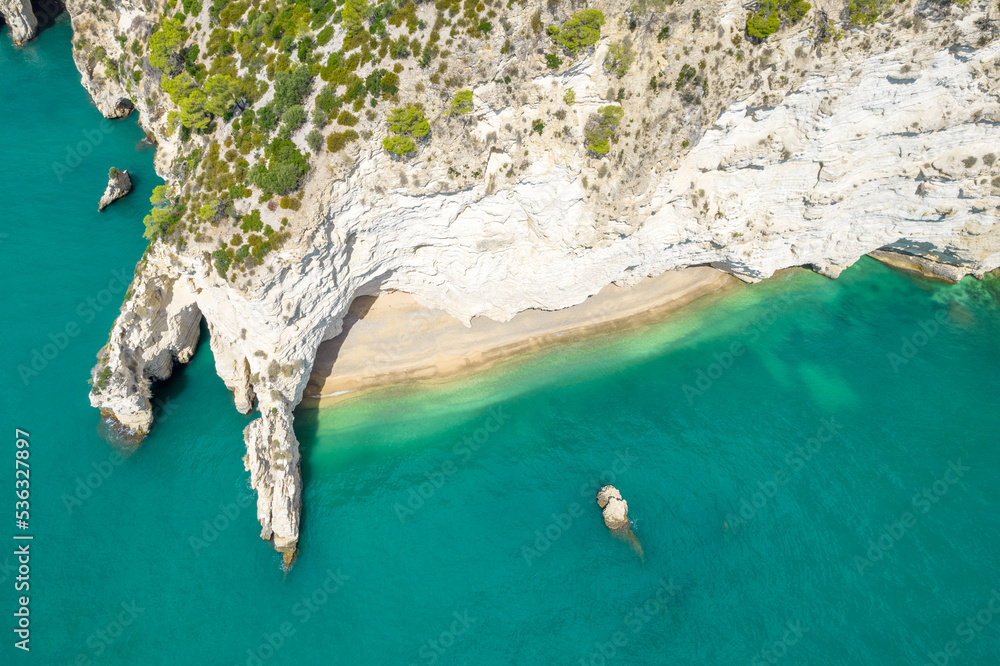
[64,0,1000,558]
[98,167,132,211]
[0,0,37,45]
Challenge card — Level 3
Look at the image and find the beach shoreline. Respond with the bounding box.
[305,266,735,406]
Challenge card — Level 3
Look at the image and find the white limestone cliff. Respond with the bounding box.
[0,0,37,45]
[65,0,1000,558]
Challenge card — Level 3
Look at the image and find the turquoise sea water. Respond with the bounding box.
[4,19,1000,666]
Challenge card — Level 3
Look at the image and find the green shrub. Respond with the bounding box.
[674,63,707,103]
[306,129,324,151]
[317,25,335,46]
[548,9,604,55]
[316,84,342,113]
[278,105,306,137]
[342,0,370,35]
[545,53,562,69]
[198,199,221,221]
[142,185,181,240]
[213,247,233,275]
[162,73,212,131]
[448,90,473,115]
[583,105,623,156]
[272,65,314,116]
[240,209,263,232]
[382,134,416,156]
[387,105,429,138]
[564,88,576,105]
[382,104,429,157]
[326,129,359,152]
[846,0,889,25]
[249,138,310,194]
[257,104,279,132]
[603,40,634,78]
[747,0,811,39]
[203,74,238,115]
[337,110,359,126]
[149,18,189,73]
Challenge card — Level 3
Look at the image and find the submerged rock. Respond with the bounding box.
[98,168,132,211]
[596,485,643,559]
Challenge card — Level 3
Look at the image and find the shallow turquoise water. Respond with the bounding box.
[3,19,1000,666]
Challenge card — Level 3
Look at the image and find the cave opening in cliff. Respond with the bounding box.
[31,0,65,31]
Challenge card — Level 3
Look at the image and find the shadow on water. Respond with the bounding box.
[95,319,209,447]
[295,294,382,549]
[29,0,66,35]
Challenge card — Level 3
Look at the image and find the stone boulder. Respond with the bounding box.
[98,168,133,211]
[596,485,629,530]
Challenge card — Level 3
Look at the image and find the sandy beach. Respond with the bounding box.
[306,266,734,403]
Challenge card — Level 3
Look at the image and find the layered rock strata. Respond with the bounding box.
[60,0,1000,558]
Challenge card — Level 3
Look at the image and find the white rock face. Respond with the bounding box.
[243,404,301,555]
[0,0,37,45]
[70,0,1000,556]
[597,485,629,530]
[98,168,132,211]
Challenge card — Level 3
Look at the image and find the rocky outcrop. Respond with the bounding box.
[243,405,301,566]
[596,486,629,530]
[89,261,201,438]
[98,167,132,211]
[64,0,140,119]
[0,0,37,45]
[66,0,1000,560]
[596,485,643,558]
[868,249,971,283]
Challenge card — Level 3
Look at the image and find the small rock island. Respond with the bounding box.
[97,167,132,211]
[596,485,643,559]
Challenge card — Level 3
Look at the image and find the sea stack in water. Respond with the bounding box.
[596,485,629,530]
[596,485,643,559]
[0,0,38,46]
[98,168,133,211]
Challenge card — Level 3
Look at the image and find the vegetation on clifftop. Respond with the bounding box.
[68,0,985,285]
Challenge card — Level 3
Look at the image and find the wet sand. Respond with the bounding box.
[306,266,734,404]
